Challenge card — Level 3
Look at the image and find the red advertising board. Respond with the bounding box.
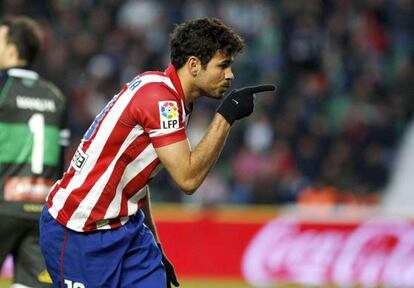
[154,205,275,278]
[154,205,414,287]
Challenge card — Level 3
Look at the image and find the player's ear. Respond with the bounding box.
[6,42,19,62]
[187,56,201,78]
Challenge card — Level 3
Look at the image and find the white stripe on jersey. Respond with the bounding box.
[149,126,185,138]
[95,216,130,231]
[49,85,139,220]
[67,125,145,231]
[128,186,148,217]
[49,74,177,231]
[130,74,177,94]
[103,145,158,220]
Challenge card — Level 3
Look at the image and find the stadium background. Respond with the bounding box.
[1,0,414,287]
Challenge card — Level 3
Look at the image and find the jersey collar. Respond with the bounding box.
[165,64,186,102]
[7,68,39,80]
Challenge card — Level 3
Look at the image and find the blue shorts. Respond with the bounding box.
[39,206,166,288]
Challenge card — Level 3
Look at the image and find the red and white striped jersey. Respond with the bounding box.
[47,65,191,232]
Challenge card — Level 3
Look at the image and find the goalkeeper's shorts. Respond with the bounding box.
[39,206,166,287]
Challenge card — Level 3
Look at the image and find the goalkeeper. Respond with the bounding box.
[0,16,68,287]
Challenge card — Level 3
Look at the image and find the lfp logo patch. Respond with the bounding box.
[159,101,179,129]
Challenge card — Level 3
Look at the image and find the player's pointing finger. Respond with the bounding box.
[245,84,276,94]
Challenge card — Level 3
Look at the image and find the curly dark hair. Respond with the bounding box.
[0,16,41,67]
[170,17,244,69]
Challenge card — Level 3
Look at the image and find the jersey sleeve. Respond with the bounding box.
[131,83,187,148]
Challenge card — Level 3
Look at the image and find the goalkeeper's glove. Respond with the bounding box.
[158,243,179,288]
[217,84,276,125]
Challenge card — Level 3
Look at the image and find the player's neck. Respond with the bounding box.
[1,58,28,70]
[177,67,201,104]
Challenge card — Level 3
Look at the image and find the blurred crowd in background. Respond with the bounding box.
[2,0,413,207]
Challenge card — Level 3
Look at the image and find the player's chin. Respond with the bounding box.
[215,92,226,100]
[205,90,225,100]
[217,87,230,98]
[217,91,226,99]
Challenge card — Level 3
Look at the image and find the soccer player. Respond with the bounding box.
[40,17,275,287]
[0,16,69,287]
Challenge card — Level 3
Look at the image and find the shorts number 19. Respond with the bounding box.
[64,279,85,288]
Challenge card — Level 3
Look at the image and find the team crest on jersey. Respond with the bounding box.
[159,101,179,129]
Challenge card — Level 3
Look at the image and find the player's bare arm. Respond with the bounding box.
[155,113,231,194]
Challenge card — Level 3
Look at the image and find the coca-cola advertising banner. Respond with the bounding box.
[242,217,414,287]
[156,207,414,287]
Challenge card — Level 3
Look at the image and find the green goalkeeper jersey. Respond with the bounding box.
[0,68,69,219]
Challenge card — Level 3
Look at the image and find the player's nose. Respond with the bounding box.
[225,67,234,81]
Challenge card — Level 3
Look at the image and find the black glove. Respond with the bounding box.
[217,84,276,125]
[158,243,179,287]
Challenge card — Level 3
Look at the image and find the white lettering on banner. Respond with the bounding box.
[242,218,414,287]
